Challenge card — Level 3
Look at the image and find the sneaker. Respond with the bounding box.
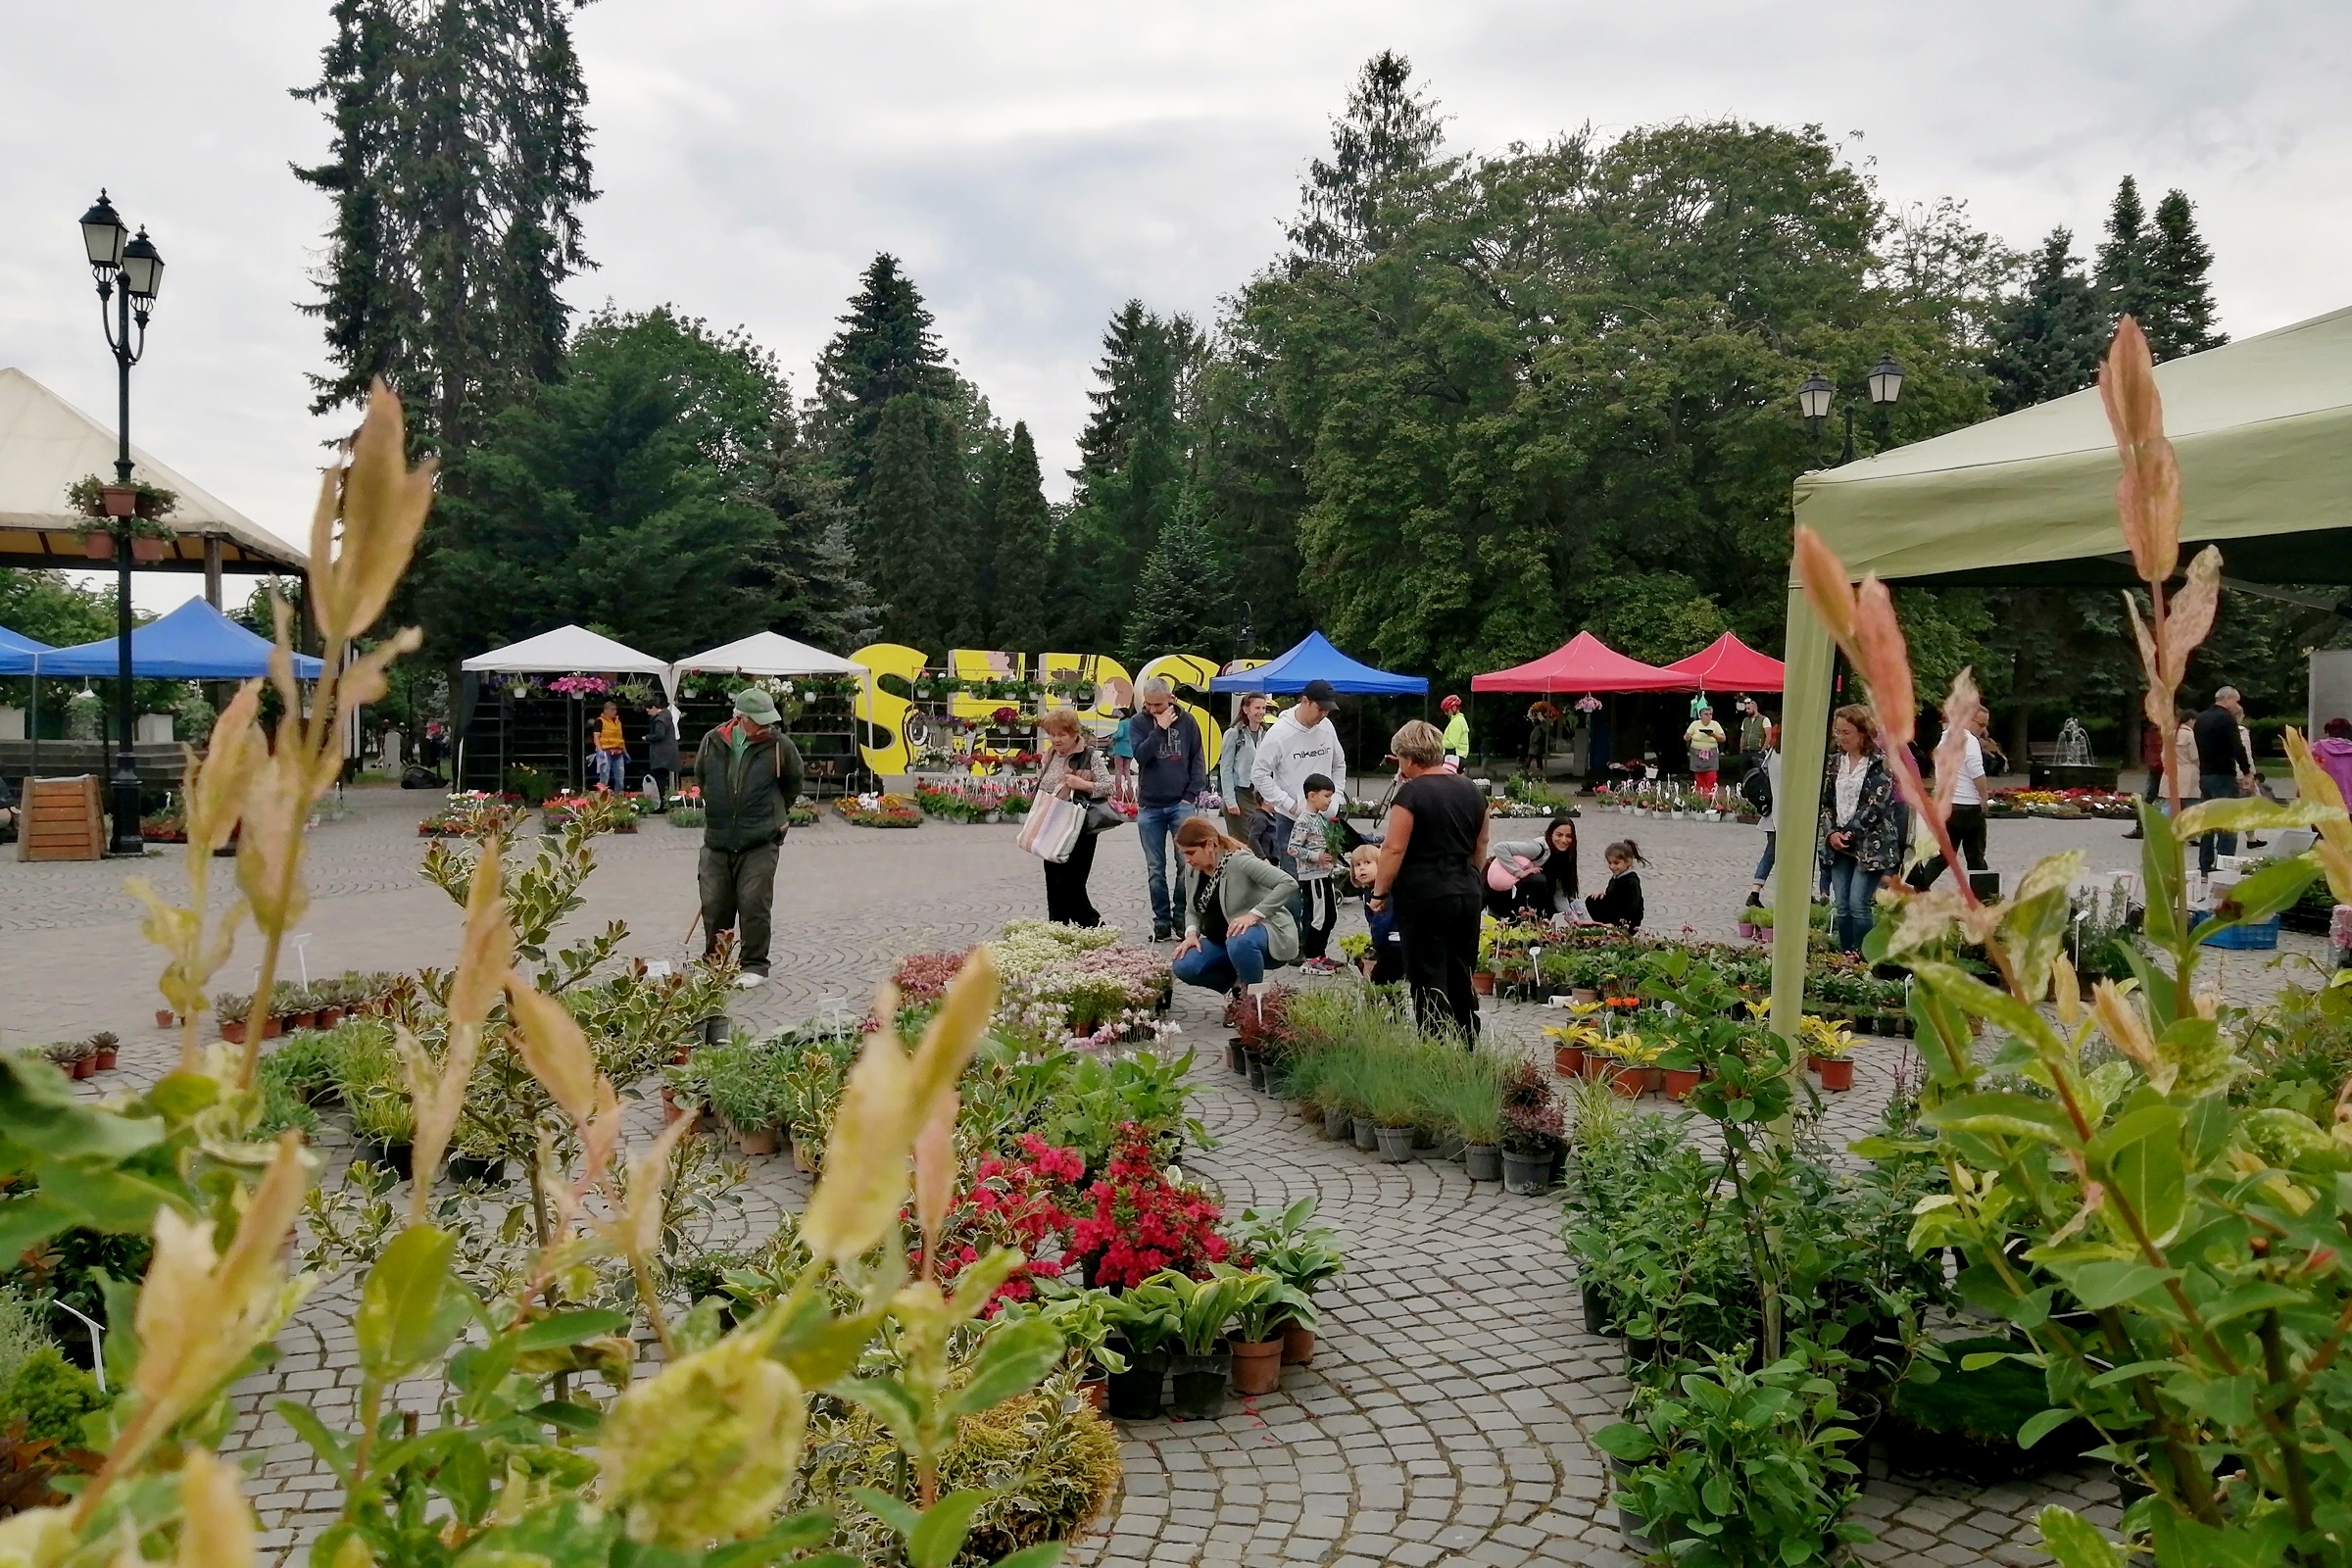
[1302,957,1342,976]
[2122,827,2143,839]
[1152,926,1173,944]
[735,972,766,989]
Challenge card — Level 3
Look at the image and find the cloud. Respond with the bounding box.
[2,0,2346,590]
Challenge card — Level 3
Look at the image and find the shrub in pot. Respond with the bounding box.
[1152,1268,1274,1419]
[1217,1264,1308,1396]
[1232,1197,1345,1365]
[1011,1282,1131,1413]
[1799,1016,1856,1092]
[1102,1278,1182,1419]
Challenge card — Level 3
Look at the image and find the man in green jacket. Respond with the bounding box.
[695,688,805,987]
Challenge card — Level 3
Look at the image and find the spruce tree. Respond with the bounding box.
[987,422,1053,655]
[812,254,949,499]
[1123,502,1227,659]
[759,409,879,652]
[2145,189,2226,361]
[1290,51,1452,265]
[1058,302,1202,645]
[1983,228,2108,413]
[863,394,947,652]
[926,399,980,649]
[2095,175,2154,333]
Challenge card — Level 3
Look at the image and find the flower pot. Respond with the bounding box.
[1351,1116,1378,1152]
[82,532,116,560]
[72,1056,95,1080]
[735,1126,779,1156]
[220,1020,247,1045]
[93,1049,117,1071]
[1662,1066,1704,1102]
[1623,1334,1659,1368]
[1230,1336,1284,1396]
[156,1008,176,1028]
[1579,1281,1616,1336]
[1226,1038,1248,1074]
[1373,1123,1415,1162]
[1321,1103,1351,1140]
[1552,1044,1586,1078]
[129,536,169,563]
[1571,988,1599,1004]
[1616,1498,1655,1555]
[1501,1150,1551,1195]
[1104,1349,1167,1419]
[1809,1055,1854,1092]
[1471,971,1495,996]
[263,1017,284,1039]
[1281,1322,1315,1366]
[1078,1372,1109,1412]
[1464,1143,1502,1182]
[1246,1056,1268,1093]
[449,1154,508,1186]
[318,1007,344,1029]
[368,1141,415,1179]
[1601,1061,1644,1098]
[1167,1350,1231,1419]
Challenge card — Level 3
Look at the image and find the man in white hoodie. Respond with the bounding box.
[1251,678,1348,875]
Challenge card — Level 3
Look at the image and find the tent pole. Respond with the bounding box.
[1769,582,1837,1048]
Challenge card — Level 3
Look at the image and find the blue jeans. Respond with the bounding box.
[592,749,626,791]
[1136,802,1198,932]
[1826,852,1880,954]
[1173,924,1274,994]
[2198,774,2239,873]
[1753,831,1777,884]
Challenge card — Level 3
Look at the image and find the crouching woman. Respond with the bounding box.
[1170,815,1300,997]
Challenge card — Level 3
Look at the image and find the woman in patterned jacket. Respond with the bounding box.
[1818,704,1901,954]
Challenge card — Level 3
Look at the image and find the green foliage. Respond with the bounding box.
[0,1346,107,1446]
[1886,1335,2091,1481]
[986,423,1053,654]
[0,1289,53,1389]
[1041,1050,1205,1170]
[1984,229,2106,415]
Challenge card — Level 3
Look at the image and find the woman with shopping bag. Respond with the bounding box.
[1028,708,1109,926]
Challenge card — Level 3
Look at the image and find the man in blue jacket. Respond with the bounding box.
[1133,676,1208,941]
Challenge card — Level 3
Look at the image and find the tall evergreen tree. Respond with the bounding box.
[1123,503,1227,658]
[2145,189,2226,361]
[1057,302,1202,647]
[1983,228,2107,413]
[2095,175,2154,333]
[863,393,979,654]
[1289,50,1451,265]
[812,254,950,499]
[758,408,879,653]
[987,422,1054,655]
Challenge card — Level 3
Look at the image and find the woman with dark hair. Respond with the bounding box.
[1366,718,1490,1040]
[1170,815,1299,996]
[1820,703,1901,954]
[1484,810,1578,919]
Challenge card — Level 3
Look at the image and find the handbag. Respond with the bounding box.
[1083,800,1126,834]
[1017,793,1085,862]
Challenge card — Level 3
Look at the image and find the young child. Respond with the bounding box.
[1287,773,1343,972]
[1348,844,1404,984]
[1584,839,1648,929]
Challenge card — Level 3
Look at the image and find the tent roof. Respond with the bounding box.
[0,368,308,574]
[672,631,866,678]
[1206,631,1427,695]
[462,624,669,676]
[1792,305,2352,586]
[1470,631,1685,693]
[0,623,52,676]
[34,597,324,679]
[1660,632,1786,693]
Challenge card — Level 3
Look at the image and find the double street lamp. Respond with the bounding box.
[76,190,166,855]
[1798,354,1903,466]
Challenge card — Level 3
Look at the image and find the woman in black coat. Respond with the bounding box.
[645,702,682,809]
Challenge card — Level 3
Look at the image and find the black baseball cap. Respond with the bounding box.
[1301,679,1339,706]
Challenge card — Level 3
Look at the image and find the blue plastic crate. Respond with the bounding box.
[2193,914,2280,950]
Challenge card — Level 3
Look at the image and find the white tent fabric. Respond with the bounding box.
[670,631,867,678]
[0,367,304,569]
[463,624,677,704]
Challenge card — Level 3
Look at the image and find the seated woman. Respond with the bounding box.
[1484,809,1578,920]
[1170,815,1299,997]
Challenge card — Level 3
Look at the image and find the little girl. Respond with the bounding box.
[1584,839,1647,929]
[1348,845,1404,985]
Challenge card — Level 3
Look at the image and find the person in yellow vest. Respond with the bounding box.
[591,700,629,791]
[1440,694,1471,770]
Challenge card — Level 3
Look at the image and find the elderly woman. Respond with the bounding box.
[1820,703,1900,954]
[1170,816,1299,997]
[1036,707,1108,927]
[1367,718,1490,1040]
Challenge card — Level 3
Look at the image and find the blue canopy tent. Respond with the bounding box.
[36,598,324,680]
[1206,631,1428,695]
[0,624,51,676]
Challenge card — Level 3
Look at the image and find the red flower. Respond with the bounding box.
[1067,1124,1232,1290]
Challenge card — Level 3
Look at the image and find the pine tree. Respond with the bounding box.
[1122,502,1227,658]
[2095,175,2155,333]
[1289,51,1452,266]
[1983,228,2108,413]
[759,409,879,652]
[813,254,950,498]
[2144,189,2226,361]
[863,393,980,653]
[927,399,980,649]
[1057,303,1202,646]
[987,422,1053,655]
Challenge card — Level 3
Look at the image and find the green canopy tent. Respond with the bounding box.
[1769,304,2352,1037]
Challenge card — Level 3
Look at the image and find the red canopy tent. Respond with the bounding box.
[1659,632,1785,693]
[1470,631,1686,693]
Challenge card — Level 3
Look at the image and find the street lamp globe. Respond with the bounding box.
[1796,374,1834,421]
[79,191,126,275]
[1867,355,1904,406]
[121,227,164,302]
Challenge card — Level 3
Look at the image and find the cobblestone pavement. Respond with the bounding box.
[2,784,2320,1565]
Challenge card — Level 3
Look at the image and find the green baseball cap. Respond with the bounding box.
[731,688,782,724]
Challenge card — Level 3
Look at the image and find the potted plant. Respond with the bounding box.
[88,1032,119,1071]
[1500,1082,1564,1196]
[1800,1017,1856,1092]
[1361,1049,1422,1163]
[213,990,251,1044]
[1592,1034,1660,1098]
[1102,1278,1182,1419]
[1451,1079,1506,1184]
[1157,1268,1272,1420]
[701,1038,784,1154]
[1216,1264,1308,1396]
[1544,1011,1603,1078]
[1021,1283,1130,1412]
[1232,1198,1346,1365]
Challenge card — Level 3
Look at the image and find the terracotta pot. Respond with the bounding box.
[94,1049,118,1071]
[1662,1066,1704,1102]
[156,1008,176,1028]
[1079,1373,1109,1412]
[1810,1056,1854,1092]
[735,1126,779,1155]
[1601,1061,1644,1098]
[1230,1336,1284,1396]
[1281,1323,1315,1366]
[1471,971,1495,996]
[101,485,137,517]
[129,536,169,563]
[82,532,116,560]
[318,1007,344,1029]
[662,1092,684,1126]
[73,1056,96,1079]
[263,1017,284,1039]
[220,1020,247,1045]
[1552,1044,1586,1078]
[1580,1054,1609,1080]
[1571,988,1599,1004]
[295,1010,318,1030]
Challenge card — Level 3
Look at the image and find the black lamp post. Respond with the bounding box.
[78,190,166,856]
[1798,356,1902,467]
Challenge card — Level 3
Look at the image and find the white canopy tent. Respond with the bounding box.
[462,624,675,696]
[670,631,867,679]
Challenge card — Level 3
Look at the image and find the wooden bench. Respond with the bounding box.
[19,774,105,861]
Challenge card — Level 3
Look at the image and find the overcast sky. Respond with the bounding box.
[2,1,2347,611]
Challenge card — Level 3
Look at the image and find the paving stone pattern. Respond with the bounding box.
[1,786,2311,1565]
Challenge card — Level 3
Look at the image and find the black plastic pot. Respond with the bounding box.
[1247,1056,1269,1093]
[1501,1149,1551,1195]
[1352,1116,1379,1152]
[1104,1348,1168,1420]
[1579,1281,1617,1336]
[1616,1498,1654,1555]
[1374,1124,1416,1162]
[1226,1039,1248,1074]
[1167,1349,1231,1420]
[1464,1143,1502,1181]
[1623,1334,1659,1369]
[448,1154,508,1187]
[1322,1103,1352,1140]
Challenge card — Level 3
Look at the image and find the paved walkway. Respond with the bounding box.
[2,786,2318,1565]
